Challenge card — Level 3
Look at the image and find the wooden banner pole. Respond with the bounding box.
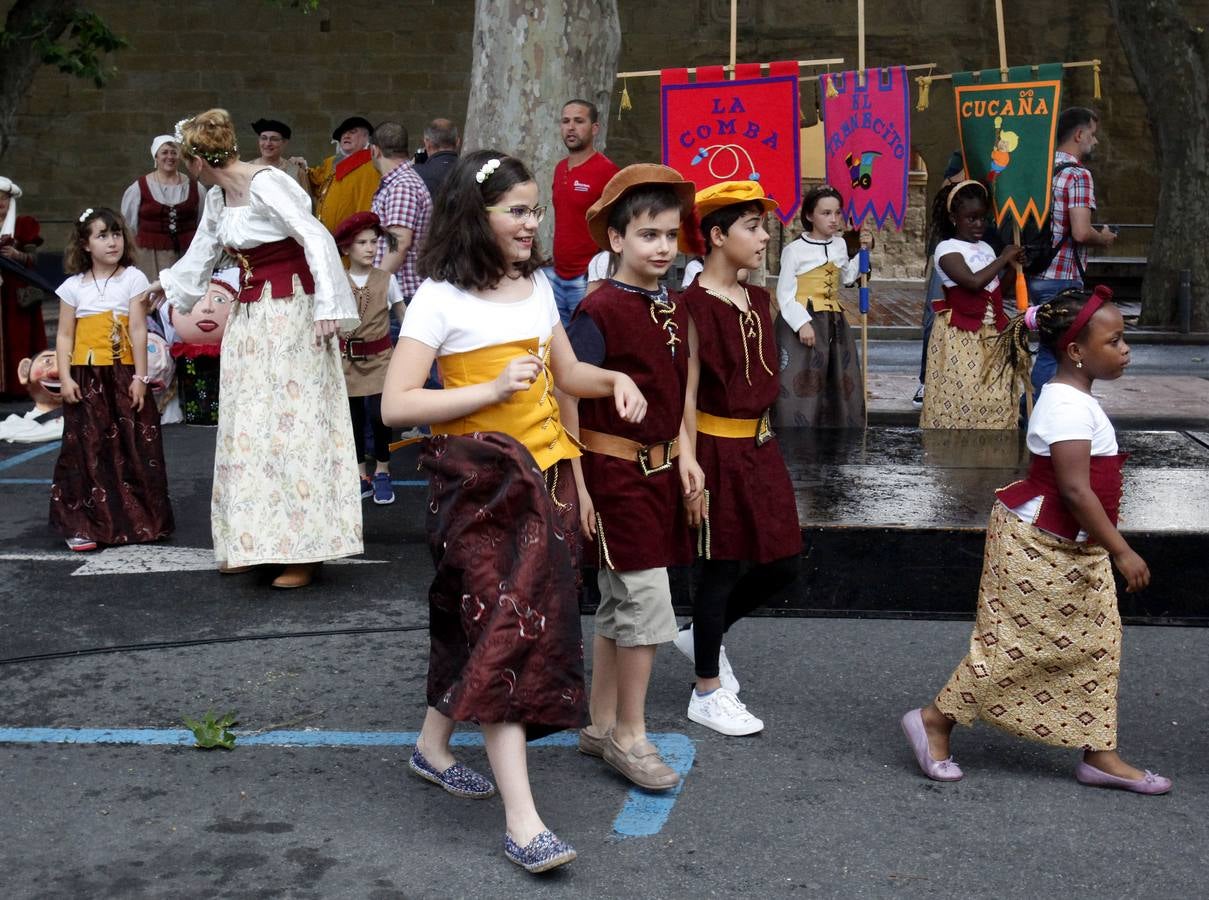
[729,0,738,79]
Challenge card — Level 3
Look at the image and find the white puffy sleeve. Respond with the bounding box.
[159,188,226,313]
[120,181,142,234]
[255,171,359,330]
[776,240,811,332]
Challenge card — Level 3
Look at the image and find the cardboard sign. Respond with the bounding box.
[953,64,1063,228]
[820,67,912,230]
[661,61,802,224]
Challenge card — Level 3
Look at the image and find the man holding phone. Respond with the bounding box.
[1029,107,1118,396]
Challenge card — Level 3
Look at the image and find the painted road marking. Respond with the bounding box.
[0,546,387,575]
[0,727,695,838]
[0,441,60,472]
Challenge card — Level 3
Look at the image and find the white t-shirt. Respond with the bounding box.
[681,258,703,289]
[400,269,561,356]
[349,270,404,306]
[586,251,614,283]
[934,238,999,293]
[1010,382,1118,540]
[57,267,150,318]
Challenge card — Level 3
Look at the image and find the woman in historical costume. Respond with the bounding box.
[121,135,203,281]
[149,109,362,589]
[0,176,48,399]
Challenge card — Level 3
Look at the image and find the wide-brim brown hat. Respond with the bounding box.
[586,164,697,251]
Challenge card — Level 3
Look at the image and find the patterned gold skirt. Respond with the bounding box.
[919,311,1016,429]
[935,502,1121,751]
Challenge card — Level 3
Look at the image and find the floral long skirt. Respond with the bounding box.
[211,285,363,566]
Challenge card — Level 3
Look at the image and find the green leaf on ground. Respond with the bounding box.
[183,711,238,750]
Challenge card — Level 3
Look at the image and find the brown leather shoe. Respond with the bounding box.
[577,726,612,758]
[602,736,680,791]
[218,564,254,575]
[271,562,320,589]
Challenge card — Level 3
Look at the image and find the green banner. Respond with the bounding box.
[953,64,1063,229]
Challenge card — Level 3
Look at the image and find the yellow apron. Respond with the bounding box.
[71,311,134,366]
[434,338,581,472]
[794,262,844,314]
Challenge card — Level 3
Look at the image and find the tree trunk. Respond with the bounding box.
[0,0,81,160]
[462,0,621,247]
[1108,0,1209,330]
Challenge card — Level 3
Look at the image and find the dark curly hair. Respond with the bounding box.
[63,207,136,275]
[417,149,546,291]
[927,180,989,248]
[991,288,1104,386]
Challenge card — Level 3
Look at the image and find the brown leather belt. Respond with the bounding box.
[579,428,679,476]
[340,334,392,360]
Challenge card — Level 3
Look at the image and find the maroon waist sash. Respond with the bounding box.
[932,282,1008,333]
[996,452,1128,541]
[226,238,315,302]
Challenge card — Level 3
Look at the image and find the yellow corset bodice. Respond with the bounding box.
[794,262,844,314]
[71,311,133,366]
[434,338,580,471]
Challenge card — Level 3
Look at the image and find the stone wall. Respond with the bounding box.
[7,0,1202,269]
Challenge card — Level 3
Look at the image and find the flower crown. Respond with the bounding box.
[475,158,501,184]
[78,208,95,223]
[174,117,239,166]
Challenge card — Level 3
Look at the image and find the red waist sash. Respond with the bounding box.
[225,238,315,302]
[996,452,1128,541]
[932,282,1008,333]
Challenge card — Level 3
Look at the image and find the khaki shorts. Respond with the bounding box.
[595,567,678,647]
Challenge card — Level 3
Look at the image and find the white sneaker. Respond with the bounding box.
[673,626,740,693]
[672,626,695,663]
[717,646,740,694]
[687,687,763,736]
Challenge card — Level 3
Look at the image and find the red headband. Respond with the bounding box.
[1055,284,1114,355]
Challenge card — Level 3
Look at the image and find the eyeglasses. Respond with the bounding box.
[485,204,547,224]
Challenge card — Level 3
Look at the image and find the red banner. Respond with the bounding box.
[661,61,802,224]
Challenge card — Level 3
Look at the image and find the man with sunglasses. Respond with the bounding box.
[549,99,619,326]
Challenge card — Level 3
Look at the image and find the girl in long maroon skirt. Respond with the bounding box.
[380,150,646,874]
[50,208,173,550]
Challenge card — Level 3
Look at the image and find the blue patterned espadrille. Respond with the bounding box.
[503,830,577,873]
[408,748,496,799]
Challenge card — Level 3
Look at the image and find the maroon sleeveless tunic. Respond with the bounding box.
[576,281,693,571]
[996,452,1128,542]
[136,176,199,253]
[682,281,802,563]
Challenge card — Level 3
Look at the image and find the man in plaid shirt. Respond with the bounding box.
[1029,107,1118,396]
[370,122,432,340]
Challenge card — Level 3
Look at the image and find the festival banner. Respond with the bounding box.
[952,64,1063,229]
[661,61,802,224]
[819,67,912,230]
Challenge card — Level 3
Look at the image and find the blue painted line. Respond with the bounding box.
[389,480,426,487]
[0,441,60,472]
[0,478,52,485]
[0,726,695,837]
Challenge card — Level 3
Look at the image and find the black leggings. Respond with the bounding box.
[690,556,798,680]
[349,394,391,464]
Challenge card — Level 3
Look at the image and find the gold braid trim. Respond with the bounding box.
[595,513,615,569]
[703,286,774,385]
[545,461,571,512]
[696,488,712,560]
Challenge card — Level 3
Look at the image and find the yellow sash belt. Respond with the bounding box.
[794,262,844,314]
[433,337,580,471]
[71,312,133,366]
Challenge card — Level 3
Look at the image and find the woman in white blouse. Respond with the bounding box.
[121,135,204,281]
[148,109,363,589]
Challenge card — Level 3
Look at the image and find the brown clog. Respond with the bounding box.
[271,562,320,589]
[602,736,680,791]
[218,564,254,575]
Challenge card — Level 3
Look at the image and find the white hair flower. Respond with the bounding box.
[78,208,94,223]
[475,158,501,184]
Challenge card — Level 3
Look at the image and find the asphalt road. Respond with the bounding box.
[2,423,1207,899]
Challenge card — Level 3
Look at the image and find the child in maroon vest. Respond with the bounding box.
[902,285,1171,795]
[566,164,697,791]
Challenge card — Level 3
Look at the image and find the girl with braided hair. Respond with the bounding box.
[919,179,1025,429]
[902,285,1172,795]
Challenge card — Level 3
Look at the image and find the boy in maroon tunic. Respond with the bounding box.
[677,181,802,736]
[566,165,697,790]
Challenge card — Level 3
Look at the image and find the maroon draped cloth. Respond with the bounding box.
[419,433,586,739]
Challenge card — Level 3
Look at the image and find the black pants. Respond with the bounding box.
[349,394,391,464]
[690,556,798,680]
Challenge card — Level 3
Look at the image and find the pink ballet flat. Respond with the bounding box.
[1074,761,1172,795]
[901,708,963,782]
